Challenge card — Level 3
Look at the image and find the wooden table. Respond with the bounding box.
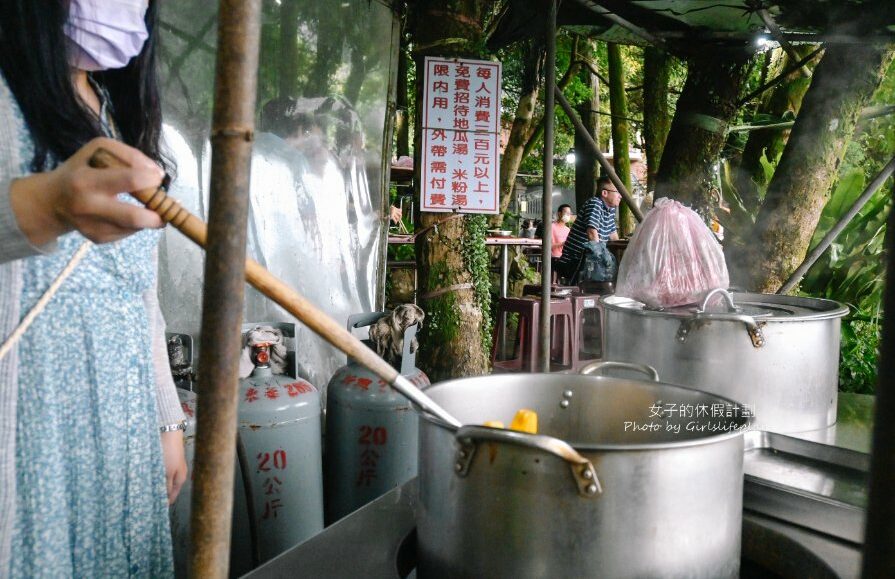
[387,235,542,298]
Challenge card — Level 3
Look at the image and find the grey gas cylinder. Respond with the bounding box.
[237,337,324,565]
[324,312,429,524]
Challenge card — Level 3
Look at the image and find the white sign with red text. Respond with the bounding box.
[421,57,501,214]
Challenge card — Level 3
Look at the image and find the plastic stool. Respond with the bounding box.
[491,297,575,373]
[569,293,602,371]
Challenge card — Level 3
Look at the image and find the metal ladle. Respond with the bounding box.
[89,148,462,429]
[92,145,610,498]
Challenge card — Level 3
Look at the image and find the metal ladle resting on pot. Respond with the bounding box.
[89,148,603,496]
[416,361,751,578]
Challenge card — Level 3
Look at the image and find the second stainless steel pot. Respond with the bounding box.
[416,363,751,579]
[602,289,849,434]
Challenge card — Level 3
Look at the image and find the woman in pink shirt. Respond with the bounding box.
[551,204,572,258]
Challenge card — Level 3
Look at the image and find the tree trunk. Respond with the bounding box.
[344,47,366,105]
[607,43,633,235]
[395,40,410,158]
[642,47,673,194]
[411,0,491,381]
[495,36,581,226]
[495,38,544,223]
[304,4,343,97]
[520,36,581,162]
[735,43,895,293]
[734,45,821,212]
[278,0,300,98]
[575,39,600,210]
[655,50,753,218]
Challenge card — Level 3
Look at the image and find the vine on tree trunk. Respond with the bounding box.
[462,214,493,358]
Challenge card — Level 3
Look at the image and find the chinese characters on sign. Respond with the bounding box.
[421,57,501,214]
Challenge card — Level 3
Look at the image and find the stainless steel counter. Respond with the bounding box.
[244,480,418,578]
[244,392,875,579]
[789,393,875,453]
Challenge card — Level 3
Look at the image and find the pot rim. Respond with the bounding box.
[601,292,849,322]
[420,374,754,451]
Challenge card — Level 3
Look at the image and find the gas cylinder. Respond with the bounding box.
[324,312,429,524]
[237,331,324,565]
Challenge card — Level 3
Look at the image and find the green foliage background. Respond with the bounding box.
[396,12,893,392]
[797,59,895,393]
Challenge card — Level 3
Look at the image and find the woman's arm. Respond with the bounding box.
[0,172,57,263]
[1,137,164,265]
[145,248,188,504]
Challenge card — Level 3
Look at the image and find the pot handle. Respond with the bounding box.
[678,289,766,348]
[579,360,660,382]
[698,288,739,313]
[454,425,602,498]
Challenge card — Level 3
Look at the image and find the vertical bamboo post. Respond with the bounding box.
[188,1,262,577]
[539,0,557,373]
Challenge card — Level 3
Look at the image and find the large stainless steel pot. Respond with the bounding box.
[417,362,751,579]
[602,289,849,434]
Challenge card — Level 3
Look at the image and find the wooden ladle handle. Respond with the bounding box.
[88,148,462,428]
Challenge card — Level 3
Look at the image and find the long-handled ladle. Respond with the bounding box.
[89,148,462,429]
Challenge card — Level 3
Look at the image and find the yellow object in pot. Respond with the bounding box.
[509,409,538,433]
[483,409,538,433]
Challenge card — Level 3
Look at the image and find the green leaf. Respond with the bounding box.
[757,150,779,195]
[825,168,866,220]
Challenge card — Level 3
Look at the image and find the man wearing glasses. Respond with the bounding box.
[556,175,621,282]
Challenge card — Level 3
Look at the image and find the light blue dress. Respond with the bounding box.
[8,113,174,575]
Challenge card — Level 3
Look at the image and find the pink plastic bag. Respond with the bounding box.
[616,198,729,308]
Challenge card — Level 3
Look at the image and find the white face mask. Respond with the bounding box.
[64,0,150,71]
[560,214,571,223]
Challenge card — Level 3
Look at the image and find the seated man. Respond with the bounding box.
[556,175,621,282]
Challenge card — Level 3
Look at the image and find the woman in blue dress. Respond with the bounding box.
[0,1,187,576]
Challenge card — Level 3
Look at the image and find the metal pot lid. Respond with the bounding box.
[602,291,849,322]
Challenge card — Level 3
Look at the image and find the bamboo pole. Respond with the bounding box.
[778,155,895,294]
[88,148,460,427]
[757,9,812,78]
[188,2,261,576]
[540,0,557,373]
[737,46,823,107]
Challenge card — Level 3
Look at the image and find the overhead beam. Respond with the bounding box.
[729,104,895,132]
[575,0,670,51]
[657,31,893,45]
